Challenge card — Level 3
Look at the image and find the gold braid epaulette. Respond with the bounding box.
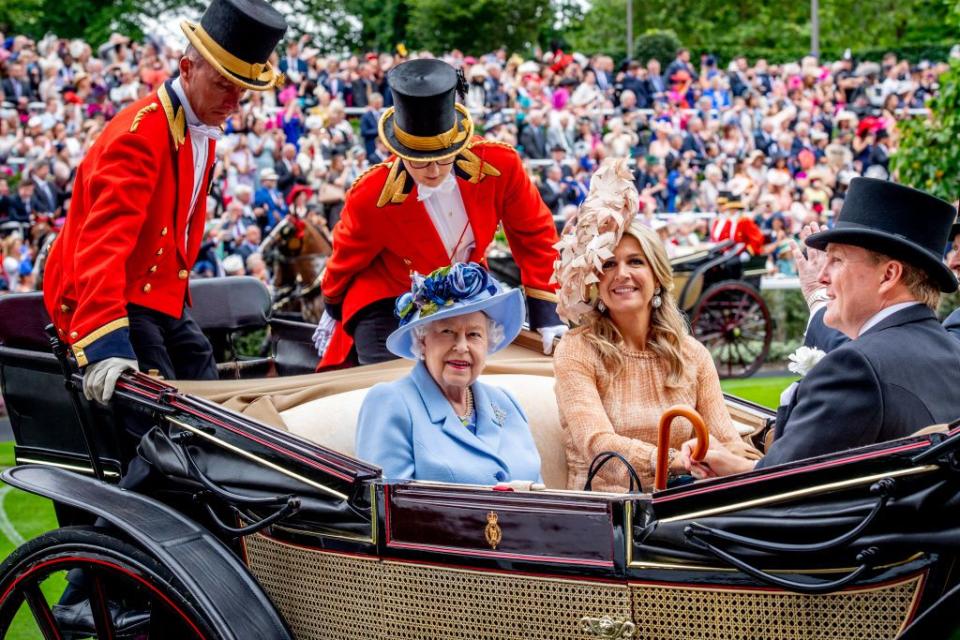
[350,161,390,192]
[376,161,410,207]
[129,103,159,133]
[455,139,504,184]
[470,139,517,152]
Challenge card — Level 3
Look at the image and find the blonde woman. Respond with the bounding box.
[553,159,747,492]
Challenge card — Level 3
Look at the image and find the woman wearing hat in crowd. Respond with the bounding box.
[552,160,751,492]
[355,262,542,484]
[316,58,566,368]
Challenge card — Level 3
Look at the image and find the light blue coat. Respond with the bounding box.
[355,362,543,484]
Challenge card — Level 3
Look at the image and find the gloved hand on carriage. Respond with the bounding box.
[82,357,139,405]
[537,324,568,355]
[313,311,336,357]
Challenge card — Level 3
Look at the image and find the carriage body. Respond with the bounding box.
[0,280,958,639]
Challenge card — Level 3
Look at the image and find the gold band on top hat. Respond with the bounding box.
[181,21,283,89]
[378,103,475,161]
[393,117,468,151]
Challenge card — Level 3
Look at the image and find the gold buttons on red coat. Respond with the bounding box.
[60,304,70,313]
[178,270,188,280]
[149,265,158,273]
[142,283,152,293]
[156,248,163,256]
[160,227,168,236]
[69,331,78,339]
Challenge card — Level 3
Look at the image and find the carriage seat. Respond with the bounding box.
[0,292,53,352]
[189,276,319,377]
[279,374,569,489]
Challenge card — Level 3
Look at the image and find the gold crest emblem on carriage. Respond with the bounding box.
[484,511,502,549]
[581,615,636,638]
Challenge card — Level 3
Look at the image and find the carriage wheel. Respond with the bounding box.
[0,526,215,639]
[691,282,772,379]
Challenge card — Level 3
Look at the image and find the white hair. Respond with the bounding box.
[409,314,506,360]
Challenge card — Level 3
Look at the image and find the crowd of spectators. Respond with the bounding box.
[0,28,954,294]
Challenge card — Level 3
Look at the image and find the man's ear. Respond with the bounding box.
[178,56,191,81]
[878,259,904,294]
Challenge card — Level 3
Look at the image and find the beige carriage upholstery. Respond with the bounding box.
[174,337,761,489]
[279,374,569,489]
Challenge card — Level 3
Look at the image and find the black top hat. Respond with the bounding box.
[806,177,959,292]
[181,0,287,91]
[717,190,743,211]
[378,59,474,162]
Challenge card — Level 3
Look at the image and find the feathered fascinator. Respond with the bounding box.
[552,158,640,324]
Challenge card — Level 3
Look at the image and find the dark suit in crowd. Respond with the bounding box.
[759,304,960,468]
[519,124,547,159]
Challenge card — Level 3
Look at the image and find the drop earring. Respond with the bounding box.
[651,287,662,309]
[597,300,607,313]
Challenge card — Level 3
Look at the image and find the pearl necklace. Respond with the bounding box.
[457,387,474,426]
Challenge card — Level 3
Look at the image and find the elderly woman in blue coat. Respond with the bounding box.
[355,263,543,485]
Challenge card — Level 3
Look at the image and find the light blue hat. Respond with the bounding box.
[386,262,524,360]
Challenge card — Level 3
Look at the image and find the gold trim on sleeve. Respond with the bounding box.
[72,318,130,349]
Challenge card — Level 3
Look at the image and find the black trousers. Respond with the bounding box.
[350,298,401,365]
[127,304,217,381]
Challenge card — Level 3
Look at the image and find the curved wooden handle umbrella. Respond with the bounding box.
[655,405,709,491]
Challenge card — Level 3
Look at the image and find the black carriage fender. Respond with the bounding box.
[1,465,293,640]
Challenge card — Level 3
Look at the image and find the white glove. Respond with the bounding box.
[82,357,139,405]
[537,324,568,355]
[312,311,336,357]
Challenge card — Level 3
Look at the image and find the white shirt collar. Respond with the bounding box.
[416,171,457,202]
[857,300,921,337]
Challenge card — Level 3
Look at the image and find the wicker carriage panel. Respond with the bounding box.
[245,534,383,640]
[378,560,632,639]
[630,575,922,640]
[245,533,632,639]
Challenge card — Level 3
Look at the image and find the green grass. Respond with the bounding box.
[721,375,798,410]
[0,441,64,639]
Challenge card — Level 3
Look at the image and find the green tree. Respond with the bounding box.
[890,61,960,201]
[407,0,551,55]
[634,30,681,66]
[568,0,955,64]
[0,0,201,47]
[354,0,411,52]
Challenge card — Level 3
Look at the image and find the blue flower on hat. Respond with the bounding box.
[395,262,495,326]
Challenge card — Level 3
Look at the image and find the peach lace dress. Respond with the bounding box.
[554,327,741,492]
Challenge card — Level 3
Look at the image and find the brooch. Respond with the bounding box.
[490,402,507,427]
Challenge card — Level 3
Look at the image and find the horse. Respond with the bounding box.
[260,211,333,324]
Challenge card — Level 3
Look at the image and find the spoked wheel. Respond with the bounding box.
[691,281,772,379]
[0,526,215,639]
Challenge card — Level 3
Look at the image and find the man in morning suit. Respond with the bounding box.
[43,0,287,404]
[314,58,567,367]
[680,178,960,475]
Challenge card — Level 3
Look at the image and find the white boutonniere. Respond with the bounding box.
[787,346,827,377]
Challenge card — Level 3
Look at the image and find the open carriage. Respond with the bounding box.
[0,277,958,639]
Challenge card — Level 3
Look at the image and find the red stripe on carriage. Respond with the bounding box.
[0,556,206,639]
